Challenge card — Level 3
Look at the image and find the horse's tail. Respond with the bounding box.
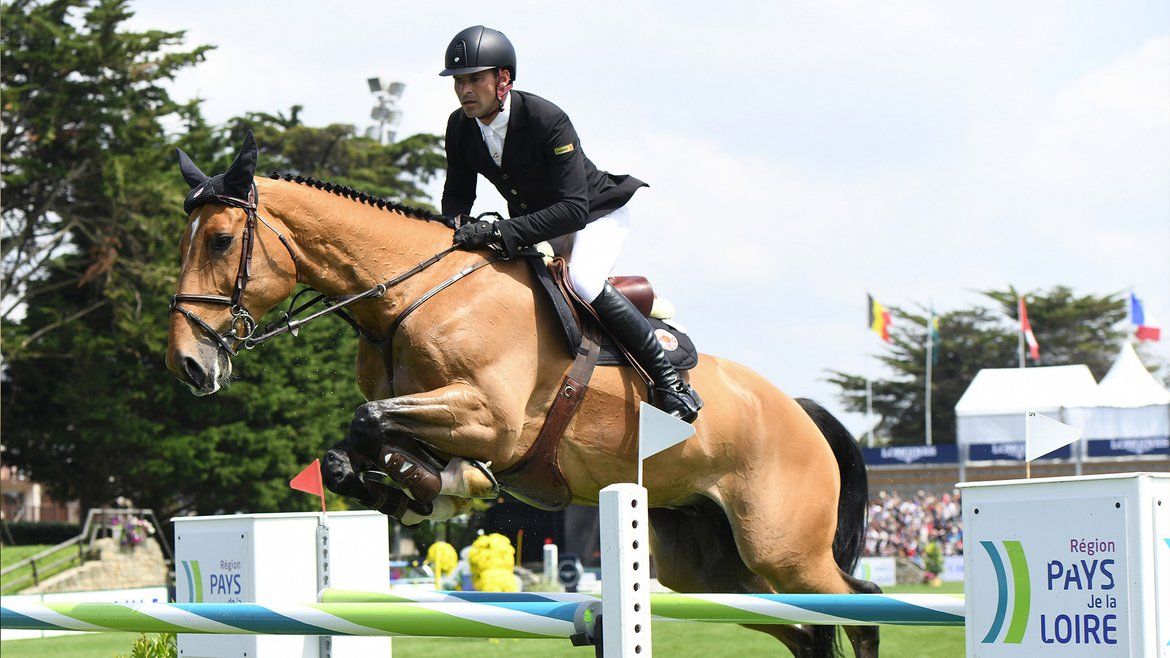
[795,397,868,573]
[796,398,870,658]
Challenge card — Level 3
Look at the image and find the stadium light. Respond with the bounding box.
[366,77,406,144]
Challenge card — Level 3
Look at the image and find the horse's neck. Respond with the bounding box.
[257,179,457,327]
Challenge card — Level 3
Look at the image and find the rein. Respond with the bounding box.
[170,186,499,356]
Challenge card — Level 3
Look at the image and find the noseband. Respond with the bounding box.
[168,186,298,356]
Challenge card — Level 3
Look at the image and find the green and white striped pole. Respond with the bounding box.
[2,593,964,637]
[319,589,966,626]
[0,600,592,638]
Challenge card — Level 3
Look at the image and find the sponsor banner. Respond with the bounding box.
[863,443,958,466]
[176,531,251,604]
[941,555,965,583]
[1085,437,1169,458]
[968,496,1128,656]
[968,442,1072,462]
[852,557,897,586]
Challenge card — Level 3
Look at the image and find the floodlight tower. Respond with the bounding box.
[366,77,405,144]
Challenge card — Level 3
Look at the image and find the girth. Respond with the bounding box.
[493,324,601,510]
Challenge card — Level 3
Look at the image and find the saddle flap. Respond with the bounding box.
[525,255,698,371]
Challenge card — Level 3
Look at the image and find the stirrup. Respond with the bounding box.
[464,458,501,498]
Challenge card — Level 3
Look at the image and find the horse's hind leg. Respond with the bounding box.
[648,501,818,657]
[717,473,879,658]
[711,442,879,650]
[839,570,881,657]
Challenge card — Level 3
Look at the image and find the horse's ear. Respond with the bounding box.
[176,148,210,189]
[222,129,258,198]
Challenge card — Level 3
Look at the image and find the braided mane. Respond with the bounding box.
[268,172,449,226]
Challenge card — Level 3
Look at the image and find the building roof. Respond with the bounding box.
[954,364,1100,416]
[1095,342,1170,408]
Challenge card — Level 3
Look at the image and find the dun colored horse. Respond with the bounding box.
[166,133,880,657]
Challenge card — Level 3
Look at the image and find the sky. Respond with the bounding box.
[129,1,1170,438]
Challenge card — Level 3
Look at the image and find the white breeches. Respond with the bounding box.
[547,205,631,302]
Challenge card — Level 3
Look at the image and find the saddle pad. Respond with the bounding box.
[524,255,698,370]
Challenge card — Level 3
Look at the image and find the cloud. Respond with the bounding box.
[129,1,1169,437]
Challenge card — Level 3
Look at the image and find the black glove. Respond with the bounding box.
[453,220,502,250]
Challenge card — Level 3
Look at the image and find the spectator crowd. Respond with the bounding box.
[865,489,963,558]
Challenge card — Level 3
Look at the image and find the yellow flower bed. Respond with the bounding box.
[468,533,518,592]
[425,541,458,574]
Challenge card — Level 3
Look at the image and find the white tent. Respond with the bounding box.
[954,365,1099,445]
[1079,342,1170,441]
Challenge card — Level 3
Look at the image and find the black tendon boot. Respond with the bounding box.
[591,282,703,422]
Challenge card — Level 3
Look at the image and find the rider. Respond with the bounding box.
[440,25,702,422]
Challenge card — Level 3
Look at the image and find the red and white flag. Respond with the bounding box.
[1019,296,1040,361]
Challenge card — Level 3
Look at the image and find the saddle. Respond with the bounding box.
[525,254,699,370]
[493,254,699,511]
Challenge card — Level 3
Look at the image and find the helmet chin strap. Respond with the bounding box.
[496,69,513,112]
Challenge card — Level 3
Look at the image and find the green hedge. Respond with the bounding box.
[3,521,81,546]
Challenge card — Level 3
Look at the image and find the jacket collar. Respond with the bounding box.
[505,90,528,131]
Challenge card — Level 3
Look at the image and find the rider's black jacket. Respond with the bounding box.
[441,90,646,257]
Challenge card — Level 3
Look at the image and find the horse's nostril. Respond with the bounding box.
[183,356,206,388]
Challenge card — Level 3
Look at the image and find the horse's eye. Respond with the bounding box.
[211,234,233,252]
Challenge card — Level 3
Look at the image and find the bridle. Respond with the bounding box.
[169,186,295,356]
[169,184,499,357]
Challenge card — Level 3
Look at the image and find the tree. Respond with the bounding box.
[227,110,446,207]
[982,286,1127,380]
[1,1,446,523]
[828,287,1126,445]
[1,0,210,356]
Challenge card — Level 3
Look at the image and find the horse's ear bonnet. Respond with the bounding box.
[177,130,258,215]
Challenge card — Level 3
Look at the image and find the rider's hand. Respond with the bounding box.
[453,220,502,250]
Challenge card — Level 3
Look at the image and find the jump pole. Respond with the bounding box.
[0,593,965,635]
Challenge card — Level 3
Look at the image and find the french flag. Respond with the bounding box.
[1131,292,1161,341]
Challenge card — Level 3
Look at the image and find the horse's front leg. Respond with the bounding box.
[324,383,505,521]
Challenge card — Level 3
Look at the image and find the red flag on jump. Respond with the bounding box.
[290,459,327,513]
[1019,296,1040,361]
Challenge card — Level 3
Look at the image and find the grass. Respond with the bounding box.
[0,543,83,595]
[0,584,967,657]
[1,544,53,568]
[885,581,964,594]
[1,632,137,658]
[387,620,964,657]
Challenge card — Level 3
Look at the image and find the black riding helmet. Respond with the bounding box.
[440,25,516,81]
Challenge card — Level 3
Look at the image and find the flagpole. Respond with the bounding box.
[1126,287,1134,345]
[925,307,933,446]
[866,377,874,447]
[1024,412,1032,480]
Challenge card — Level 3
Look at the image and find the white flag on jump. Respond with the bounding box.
[1025,411,1081,462]
[638,402,696,462]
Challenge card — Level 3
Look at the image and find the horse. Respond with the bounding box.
[165,132,880,657]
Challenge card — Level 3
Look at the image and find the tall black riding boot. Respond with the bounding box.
[591,282,703,422]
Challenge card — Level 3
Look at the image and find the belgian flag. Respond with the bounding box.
[867,294,891,343]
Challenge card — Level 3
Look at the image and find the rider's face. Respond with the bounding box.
[454,70,503,120]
